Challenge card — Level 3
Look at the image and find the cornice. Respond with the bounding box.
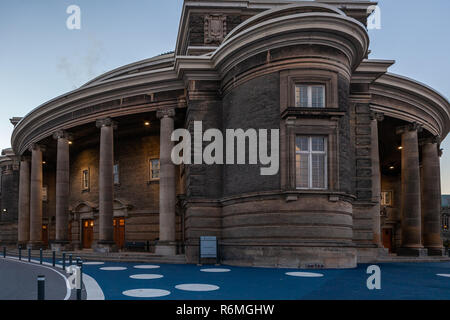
[370,73,450,139]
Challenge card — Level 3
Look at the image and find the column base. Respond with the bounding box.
[397,247,428,257]
[426,247,446,256]
[27,242,44,250]
[51,241,72,252]
[155,242,177,256]
[94,241,118,253]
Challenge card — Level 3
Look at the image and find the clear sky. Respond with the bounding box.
[0,0,449,191]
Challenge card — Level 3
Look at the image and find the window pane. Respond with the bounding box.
[311,154,325,188]
[114,164,119,184]
[312,86,324,108]
[295,136,309,152]
[296,154,309,188]
[150,159,160,179]
[295,85,308,108]
[311,137,325,151]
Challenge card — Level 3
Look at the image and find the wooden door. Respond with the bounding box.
[82,220,94,249]
[68,222,72,242]
[113,218,125,249]
[382,228,392,253]
[42,225,48,247]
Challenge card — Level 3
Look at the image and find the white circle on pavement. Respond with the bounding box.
[175,284,220,292]
[130,274,164,280]
[200,268,231,273]
[133,265,160,269]
[122,289,171,298]
[437,274,450,278]
[83,262,105,265]
[285,272,324,278]
[100,266,127,271]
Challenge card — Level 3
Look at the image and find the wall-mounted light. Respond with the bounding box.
[389,166,395,170]
[42,161,46,164]
[398,146,403,150]
[144,121,150,126]
[68,141,73,145]
[2,209,6,213]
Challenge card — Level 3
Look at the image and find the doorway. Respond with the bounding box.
[113,218,125,249]
[82,219,94,249]
[42,225,48,247]
[382,228,393,253]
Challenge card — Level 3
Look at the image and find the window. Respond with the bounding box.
[114,163,120,185]
[442,215,449,230]
[295,85,325,108]
[381,191,393,206]
[149,159,160,181]
[82,169,90,191]
[42,186,48,202]
[295,136,327,189]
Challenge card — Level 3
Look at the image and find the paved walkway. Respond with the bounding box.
[79,261,450,300]
[2,255,450,300]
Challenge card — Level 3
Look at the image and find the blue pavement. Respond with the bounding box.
[76,261,450,300]
[4,255,450,300]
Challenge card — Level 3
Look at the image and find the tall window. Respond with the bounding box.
[149,159,160,181]
[381,191,393,206]
[295,136,327,189]
[82,169,90,190]
[114,163,120,185]
[295,84,325,108]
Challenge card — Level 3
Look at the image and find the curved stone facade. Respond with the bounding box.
[2,1,450,267]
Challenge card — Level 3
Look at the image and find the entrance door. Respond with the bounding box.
[82,220,94,249]
[382,228,392,253]
[113,218,125,249]
[42,225,48,247]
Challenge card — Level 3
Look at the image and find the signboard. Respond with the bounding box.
[200,236,217,258]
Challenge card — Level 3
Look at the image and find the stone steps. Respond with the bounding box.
[6,249,187,264]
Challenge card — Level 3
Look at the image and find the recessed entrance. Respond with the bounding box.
[114,218,125,249]
[42,224,48,247]
[382,228,393,253]
[82,219,94,249]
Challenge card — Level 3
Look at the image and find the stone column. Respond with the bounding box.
[18,156,31,245]
[370,112,383,246]
[396,123,427,256]
[52,130,72,251]
[95,118,117,252]
[28,144,45,249]
[155,107,177,255]
[421,136,444,255]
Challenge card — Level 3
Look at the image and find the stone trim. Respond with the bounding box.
[96,117,118,129]
[157,107,176,119]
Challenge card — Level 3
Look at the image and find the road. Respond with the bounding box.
[0,258,71,300]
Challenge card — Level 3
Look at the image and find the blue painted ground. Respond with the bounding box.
[7,255,450,300]
[76,261,450,300]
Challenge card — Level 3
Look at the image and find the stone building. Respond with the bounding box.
[1,0,449,268]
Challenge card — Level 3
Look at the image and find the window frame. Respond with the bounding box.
[81,168,90,191]
[295,136,328,190]
[381,190,393,207]
[113,162,120,185]
[295,84,326,108]
[149,158,160,181]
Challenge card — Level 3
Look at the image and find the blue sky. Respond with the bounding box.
[0,0,449,191]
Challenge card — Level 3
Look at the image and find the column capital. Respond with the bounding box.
[157,107,176,119]
[96,117,118,129]
[370,111,384,122]
[395,122,423,135]
[419,135,441,146]
[28,143,46,153]
[52,130,73,141]
[20,155,31,162]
